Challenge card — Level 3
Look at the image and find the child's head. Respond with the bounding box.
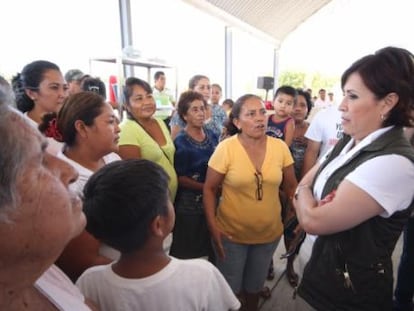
[272,85,297,118]
[83,159,174,254]
[211,83,222,105]
[222,98,234,114]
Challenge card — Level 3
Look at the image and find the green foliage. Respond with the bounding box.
[278,70,339,92]
[278,71,306,88]
[310,72,339,93]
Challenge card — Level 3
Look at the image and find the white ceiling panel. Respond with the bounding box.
[182,0,332,45]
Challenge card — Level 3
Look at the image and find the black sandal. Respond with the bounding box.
[286,269,299,287]
[267,260,275,280]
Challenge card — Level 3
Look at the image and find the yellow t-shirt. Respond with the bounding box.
[208,135,293,244]
[119,118,178,201]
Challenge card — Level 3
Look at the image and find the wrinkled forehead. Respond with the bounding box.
[242,97,264,110]
[196,78,210,86]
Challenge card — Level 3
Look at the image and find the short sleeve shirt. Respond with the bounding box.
[208,135,293,243]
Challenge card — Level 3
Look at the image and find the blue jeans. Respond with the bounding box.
[394,217,414,311]
[214,237,279,294]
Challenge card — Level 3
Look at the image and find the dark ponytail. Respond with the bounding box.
[12,60,60,113]
[11,73,34,113]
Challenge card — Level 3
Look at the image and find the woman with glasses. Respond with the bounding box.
[203,94,297,311]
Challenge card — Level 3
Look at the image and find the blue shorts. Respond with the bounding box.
[214,237,280,294]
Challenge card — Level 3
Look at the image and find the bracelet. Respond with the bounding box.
[294,184,310,200]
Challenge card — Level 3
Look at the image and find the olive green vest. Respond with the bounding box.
[298,127,414,311]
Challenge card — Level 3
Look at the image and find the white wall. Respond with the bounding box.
[0,0,121,79]
[0,0,278,102]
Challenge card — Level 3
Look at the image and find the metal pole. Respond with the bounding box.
[225,26,233,99]
[273,47,280,95]
[119,0,134,78]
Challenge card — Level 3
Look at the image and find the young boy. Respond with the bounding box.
[264,85,298,294]
[76,159,240,311]
[266,85,297,147]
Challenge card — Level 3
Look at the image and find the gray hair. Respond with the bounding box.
[0,85,28,222]
[0,76,15,107]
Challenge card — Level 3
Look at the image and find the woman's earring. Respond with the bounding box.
[380,114,385,121]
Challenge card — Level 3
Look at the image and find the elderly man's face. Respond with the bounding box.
[3,116,86,266]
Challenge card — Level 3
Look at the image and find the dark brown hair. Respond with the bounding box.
[12,60,60,113]
[341,46,414,127]
[225,94,262,136]
[39,91,106,146]
[176,90,205,124]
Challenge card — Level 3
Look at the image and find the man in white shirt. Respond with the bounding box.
[302,105,343,176]
[153,71,175,127]
[313,88,329,110]
[327,91,336,106]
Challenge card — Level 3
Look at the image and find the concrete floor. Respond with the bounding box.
[258,234,404,310]
[165,230,404,310]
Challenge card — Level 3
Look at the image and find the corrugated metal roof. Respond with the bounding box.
[182,0,332,45]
